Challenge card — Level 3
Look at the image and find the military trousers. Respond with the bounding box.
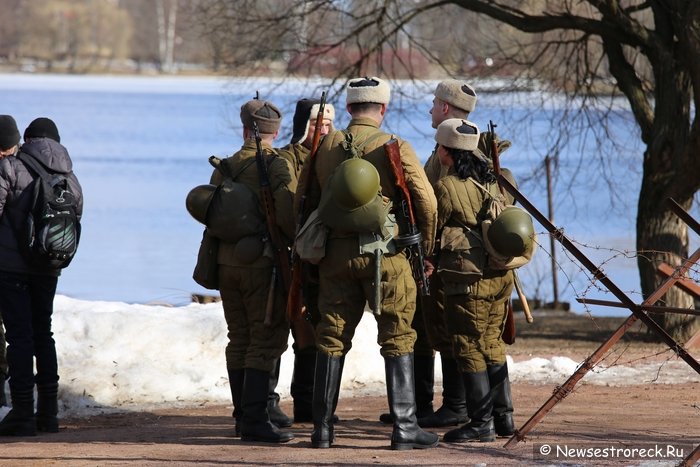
[415,272,455,356]
[218,264,289,373]
[316,237,417,358]
[444,270,513,373]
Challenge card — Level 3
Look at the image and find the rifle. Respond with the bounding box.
[384,138,430,297]
[287,92,326,325]
[252,121,292,325]
[488,121,533,343]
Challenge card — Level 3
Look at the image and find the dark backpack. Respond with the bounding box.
[15,153,81,269]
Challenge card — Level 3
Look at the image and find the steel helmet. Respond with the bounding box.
[487,207,534,257]
[330,158,380,210]
[186,184,216,224]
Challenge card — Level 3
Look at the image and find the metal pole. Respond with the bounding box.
[544,155,559,308]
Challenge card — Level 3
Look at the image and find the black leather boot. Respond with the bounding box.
[240,368,294,443]
[419,356,469,427]
[443,371,495,443]
[291,347,316,423]
[227,368,244,437]
[488,363,515,437]
[311,352,343,448]
[0,372,7,407]
[379,354,434,424]
[385,353,439,450]
[36,382,59,433]
[0,390,36,437]
[267,358,292,428]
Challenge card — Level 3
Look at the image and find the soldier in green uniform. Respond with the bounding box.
[379,80,478,428]
[430,119,519,443]
[274,98,336,423]
[209,99,298,444]
[297,76,440,450]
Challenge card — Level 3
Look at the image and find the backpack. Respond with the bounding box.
[437,179,535,285]
[317,130,392,236]
[15,153,81,269]
[205,157,266,243]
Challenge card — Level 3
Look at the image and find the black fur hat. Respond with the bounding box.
[291,98,320,145]
[24,117,61,143]
[0,114,20,151]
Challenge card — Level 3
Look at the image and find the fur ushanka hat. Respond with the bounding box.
[291,99,336,145]
[346,77,391,106]
[434,79,477,113]
[435,118,480,152]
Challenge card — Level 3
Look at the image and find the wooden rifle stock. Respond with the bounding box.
[384,138,430,296]
[253,122,292,289]
[285,93,327,349]
[253,122,292,326]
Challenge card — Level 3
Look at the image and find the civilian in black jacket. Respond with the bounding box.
[0,117,83,436]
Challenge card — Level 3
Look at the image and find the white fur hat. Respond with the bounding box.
[435,119,480,151]
[346,77,391,105]
[434,79,477,113]
[295,103,336,145]
[310,102,335,123]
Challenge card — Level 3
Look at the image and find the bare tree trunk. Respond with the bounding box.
[156,0,177,73]
[637,138,698,343]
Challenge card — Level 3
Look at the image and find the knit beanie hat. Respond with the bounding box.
[434,79,477,113]
[0,115,20,150]
[291,99,336,145]
[435,119,480,151]
[240,99,282,134]
[24,117,61,143]
[346,77,391,106]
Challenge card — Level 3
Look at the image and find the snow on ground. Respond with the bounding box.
[0,295,697,418]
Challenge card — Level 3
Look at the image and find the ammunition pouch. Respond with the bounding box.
[295,209,328,265]
[437,224,486,285]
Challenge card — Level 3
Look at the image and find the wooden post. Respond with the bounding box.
[544,155,559,308]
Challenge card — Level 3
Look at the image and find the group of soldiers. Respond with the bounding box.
[188,76,520,450]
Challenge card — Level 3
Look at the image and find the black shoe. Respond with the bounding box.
[267,358,293,428]
[36,386,60,433]
[419,356,469,428]
[0,408,37,437]
[488,363,515,437]
[494,413,515,437]
[311,353,343,449]
[443,371,495,443]
[241,421,294,443]
[443,421,496,443]
[418,405,469,428]
[36,414,59,433]
[268,401,293,428]
[385,354,439,450]
[240,368,294,444]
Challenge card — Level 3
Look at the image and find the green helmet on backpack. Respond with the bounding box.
[186,184,216,225]
[487,207,534,257]
[330,158,381,210]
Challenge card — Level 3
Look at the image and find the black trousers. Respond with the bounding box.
[0,271,59,398]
